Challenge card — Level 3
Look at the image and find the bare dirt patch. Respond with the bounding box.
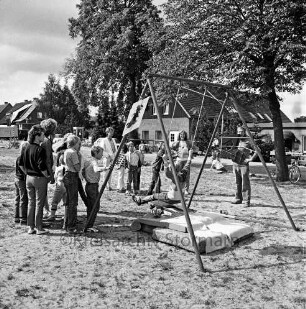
[0,146,305,309]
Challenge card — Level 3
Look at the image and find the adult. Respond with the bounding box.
[40,118,57,219]
[231,125,257,207]
[94,127,118,190]
[19,125,49,235]
[171,130,193,195]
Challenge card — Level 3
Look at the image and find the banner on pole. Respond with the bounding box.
[123,97,150,136]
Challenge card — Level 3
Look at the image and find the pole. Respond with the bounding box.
[147,78,205,273]
[187,94,229,208]
[229,91,298,231]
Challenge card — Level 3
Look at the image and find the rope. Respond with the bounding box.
[192,87,207,146]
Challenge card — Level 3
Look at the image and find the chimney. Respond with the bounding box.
[4,102,9,105]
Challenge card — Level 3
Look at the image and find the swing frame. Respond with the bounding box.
[84,73,299,274]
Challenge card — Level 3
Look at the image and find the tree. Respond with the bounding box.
[294,116,306,122]
[65,0,162,119]
[38,74,90,133]
[144,0,306,181]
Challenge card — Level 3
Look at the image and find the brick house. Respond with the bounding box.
[139,87,292,146]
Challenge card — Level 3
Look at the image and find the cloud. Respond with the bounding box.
[0,0,79,103]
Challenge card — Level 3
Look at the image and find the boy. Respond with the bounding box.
[63,135,81,234]
[132,149,193,206]
[83,146,108,232]
[125,142,143,195]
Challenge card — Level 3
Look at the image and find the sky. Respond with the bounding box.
[0,0,305,121]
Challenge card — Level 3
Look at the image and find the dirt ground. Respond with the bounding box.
[0,144,305,309]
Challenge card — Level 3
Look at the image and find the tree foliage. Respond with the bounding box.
[294,115,306,122]
[144,0,306,181]
[37,74,90,134]
[65,0,162,118]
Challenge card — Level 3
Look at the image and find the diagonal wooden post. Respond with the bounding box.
[187,93,229,208]
[229,91,298,231]
[84,82,149,232]
[147,78,205,273]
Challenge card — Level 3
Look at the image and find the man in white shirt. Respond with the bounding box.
[94,127,118,190]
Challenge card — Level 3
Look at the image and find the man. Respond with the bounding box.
[19,125,50,235]
[94,127,118,190]
[231,125,257,207]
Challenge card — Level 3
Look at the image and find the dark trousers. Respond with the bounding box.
[14,178,28,221]
[147,169,161,195]
[63,171,79,231]
[85,182,100,228]
[127,166,139,192]
[233,163,251,203]
[78,178,88,207]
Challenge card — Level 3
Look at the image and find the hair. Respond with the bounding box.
[91,145,103,157]
[40,118,57,137]
[19,141,29,154]
[27,125,45,144]
[122,143,128,154]
[105,127,114,134]
[127,141,134,147]
[178,130,188,141]
[66,135,80,149]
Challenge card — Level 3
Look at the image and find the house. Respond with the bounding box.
[4,100,44,139]
[140,86,292,146]
[0,102,13,125]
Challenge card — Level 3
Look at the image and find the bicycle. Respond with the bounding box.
[270,158,301,184]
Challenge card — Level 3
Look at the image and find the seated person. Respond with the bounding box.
[132,149,193,206]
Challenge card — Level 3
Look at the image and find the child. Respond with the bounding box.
[115,143,128,193]
[147,142,165,195]
[63,135,81,234]
[14,141,29,225]
[83,146,108,232]
[132,149,193,206]
[47,153,67,221]
[125,142,142,195]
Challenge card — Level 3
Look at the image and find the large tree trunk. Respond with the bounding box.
[267,90,289,181]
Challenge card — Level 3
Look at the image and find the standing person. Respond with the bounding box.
[19,125,49,235]
[46,152,67,221]
[40,118,57,218]
[132,149,193,206]
[94,127,118,190]
[171,130,193,195]
[147,142,165,195]
[125,142,142,195]
[231,125,257,207]
[115,143,128,193]
[14,141,29,225]
[83,146,108,232]
[63,135,81,234]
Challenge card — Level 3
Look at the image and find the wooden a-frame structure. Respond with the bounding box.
[84,74,299,273]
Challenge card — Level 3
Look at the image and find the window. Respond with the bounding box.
[142,131,149,141]
[257,113,264,120]
[248,112,257,120]
[170,133,175,143]
[152,106,157,115]
[303,136,306,153]
[163,103,169,115]
[264,113,273,122]
[155,130,162,141]
[37,112,43,119]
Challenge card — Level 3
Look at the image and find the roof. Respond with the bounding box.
[176,86,292,124]
[10,103,32,123]
[15,102,37,122]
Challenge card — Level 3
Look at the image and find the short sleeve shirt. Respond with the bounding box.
[64,148,80,172]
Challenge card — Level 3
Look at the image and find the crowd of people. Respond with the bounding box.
[14,122,256,236]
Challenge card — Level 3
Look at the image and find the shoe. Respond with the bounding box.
[44,215,55,222]
[125,191,132,196]
[36,229,49,235]
[231,200,242,204]
[67,228,78,235]
[20,220,27,226]
[28,227,36,234]
[132,195,142,206]
[87,227,99,233]
[117,189,125,193]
